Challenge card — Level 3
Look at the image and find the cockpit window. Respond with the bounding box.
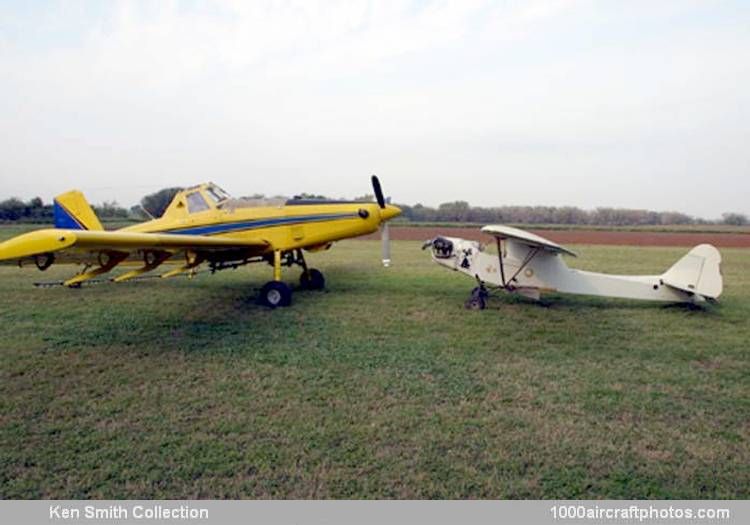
[206,185,230,203]
[186,191,210,213]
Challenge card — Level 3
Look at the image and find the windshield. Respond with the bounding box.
[206,185,230,203]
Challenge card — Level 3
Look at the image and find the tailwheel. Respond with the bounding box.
[465,286,488,310]
[259,281,292,308]
[299,268,325,290]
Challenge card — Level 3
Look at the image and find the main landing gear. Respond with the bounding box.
[299,268,325,291]
[258,249,325,308]
[259,281,293,308]
[465,285,489,310]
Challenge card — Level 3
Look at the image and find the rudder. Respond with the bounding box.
[661,244,722,300]
[54,190,104,231]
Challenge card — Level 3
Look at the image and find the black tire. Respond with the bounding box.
[464,286,487,310]
[259,281,292,308]
[465,295,486,310]
[299,268,325,290]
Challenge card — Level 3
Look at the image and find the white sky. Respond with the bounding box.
[1,0,748,218]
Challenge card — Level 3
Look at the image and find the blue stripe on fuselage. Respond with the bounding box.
[165,213,360,236]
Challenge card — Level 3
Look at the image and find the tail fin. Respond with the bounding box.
[661,244,723,300]
[53,190,104,231]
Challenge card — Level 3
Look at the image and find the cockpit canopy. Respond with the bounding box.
[162,183,232,218]
[183,183,231,214]
[161,183,293,220]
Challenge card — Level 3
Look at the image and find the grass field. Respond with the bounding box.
[1,226,748,499]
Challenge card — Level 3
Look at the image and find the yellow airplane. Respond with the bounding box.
[0,176,401,307]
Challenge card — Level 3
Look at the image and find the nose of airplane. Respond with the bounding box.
[379,204,401,222]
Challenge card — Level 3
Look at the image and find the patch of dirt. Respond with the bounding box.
[364,226,750,247]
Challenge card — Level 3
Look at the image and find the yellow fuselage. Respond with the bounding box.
[123,200,400,255]
[0,183,401,292]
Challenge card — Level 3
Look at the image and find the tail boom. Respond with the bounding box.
[540,244,723,303]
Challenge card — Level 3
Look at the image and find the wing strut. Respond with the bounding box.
[113,251,172,283]
[496,242,540,289]
[507,247,540,285]
[496,237,507,287]
[161,252,204,279]
[64,251,129,287]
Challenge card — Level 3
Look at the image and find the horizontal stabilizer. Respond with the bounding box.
[661,244,722,299]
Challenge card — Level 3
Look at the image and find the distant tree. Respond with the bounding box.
[28,197,44,209]
[292,192,329,200]
[389,203,712,226]
[437,201,471,222]
[467,206,495,223]
[0,196,51,221]
[140,187,184,218]
[405,203,437,222]
[658,211,694,225]
[352,193,375,202]
[239,193,266,200]
[93,200,128,219]
[590,207,661,226]
[0,198,26,220]
[722,212,749,226]
[0,190,720,226]
[129,205,151,220]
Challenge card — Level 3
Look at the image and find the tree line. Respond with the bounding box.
[1,190,747,226]
[0,197,130,222]
[395,201,749,226]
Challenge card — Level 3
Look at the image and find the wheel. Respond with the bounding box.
[465,295,486,310]
[299,268,325,290]
[259,281,292,308]
[464,286,487,310]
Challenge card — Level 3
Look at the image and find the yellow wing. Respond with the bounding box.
[0,229,270,285]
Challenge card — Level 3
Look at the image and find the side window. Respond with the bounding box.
[186,192,210,213]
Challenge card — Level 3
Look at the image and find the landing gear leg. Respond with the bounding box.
[465,284,488,310]
[295,249,325,291]
[259,250,292,308]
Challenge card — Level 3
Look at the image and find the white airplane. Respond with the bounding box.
[423,225,723,309]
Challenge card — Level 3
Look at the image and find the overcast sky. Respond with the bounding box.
[1,1,748,218]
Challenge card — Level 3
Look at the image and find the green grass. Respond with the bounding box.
[1,227,748,499]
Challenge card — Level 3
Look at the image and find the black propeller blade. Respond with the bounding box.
[371,175,386,209]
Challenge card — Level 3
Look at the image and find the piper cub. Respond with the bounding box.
[423,225,722,309]
[0,176,400,308]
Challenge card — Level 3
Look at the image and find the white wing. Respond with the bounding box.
[481,225,577,257]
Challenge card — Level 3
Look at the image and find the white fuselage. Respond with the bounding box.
[428,236,696,303]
